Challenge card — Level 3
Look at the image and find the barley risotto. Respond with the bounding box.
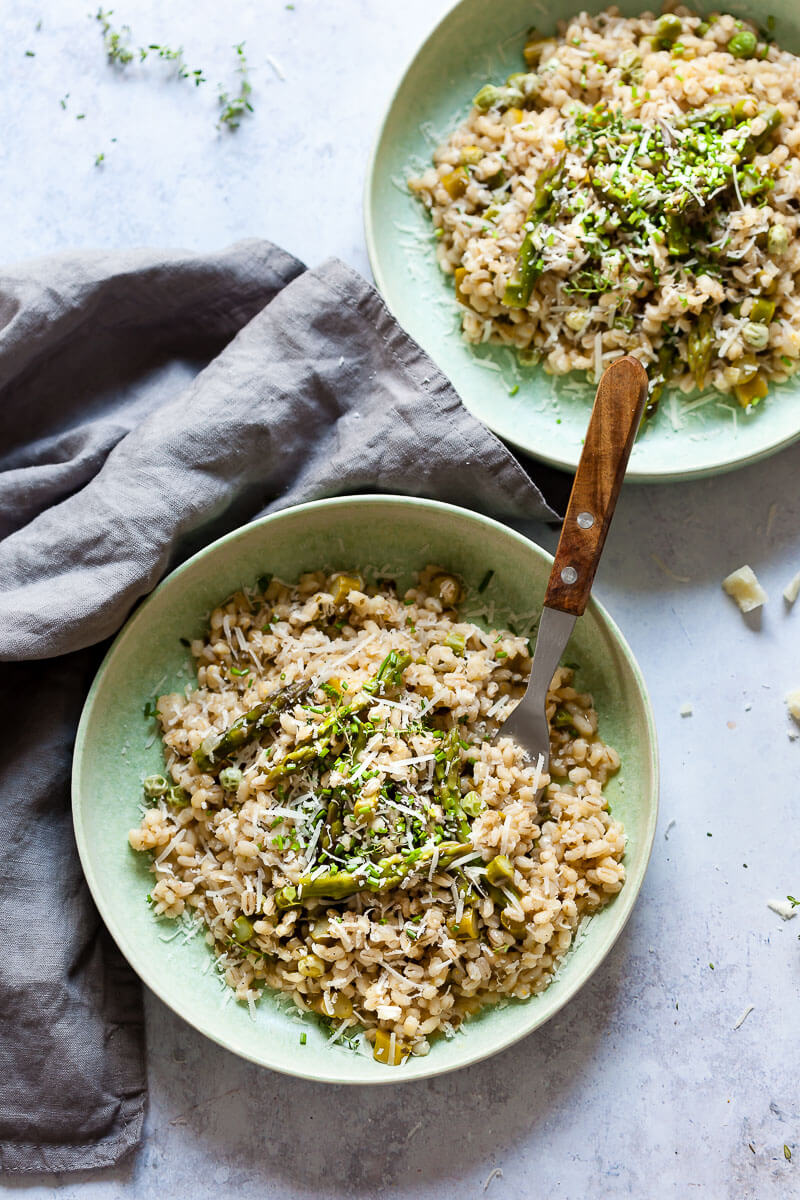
[130,567,625,1064]
[409,7,800,417]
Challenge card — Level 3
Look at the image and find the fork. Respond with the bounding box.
[497,355,649,778]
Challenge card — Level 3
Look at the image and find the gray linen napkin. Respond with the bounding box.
[0,239,555,1172]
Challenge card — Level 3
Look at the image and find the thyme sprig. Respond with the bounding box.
[94,9,206,85]
[217,42,253,131]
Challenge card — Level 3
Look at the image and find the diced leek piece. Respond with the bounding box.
[749,297,776,324]
[733,376,769,407]
[448,908,479,939]
[461,144,484,166]
[461,790,485,817]
[373,1028,408,1065]
[486,854,515,886]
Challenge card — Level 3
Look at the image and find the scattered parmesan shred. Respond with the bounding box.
[733,1004,754,1030]
[784,571,800,605]
[767,899,797,921]
[722,565,768,613]
[786,690,800,723]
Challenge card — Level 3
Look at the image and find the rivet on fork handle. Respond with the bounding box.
[546,355,649,618]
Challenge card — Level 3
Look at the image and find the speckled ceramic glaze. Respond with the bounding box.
[365,0,800,481]
[73,496,658,1083]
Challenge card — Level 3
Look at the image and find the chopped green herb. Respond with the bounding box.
[299,1031,307,1044]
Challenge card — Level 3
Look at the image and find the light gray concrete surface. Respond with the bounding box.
[2,2,798,1197]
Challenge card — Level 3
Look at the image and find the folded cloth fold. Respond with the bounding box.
[0,238,555,1172]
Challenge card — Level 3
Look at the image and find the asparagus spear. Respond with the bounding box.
[687,310,713,389]
[192,681,306,771]
[194,650,412,778]
[503,154,565,308]
[435,728,471,841]
[274,840,473,909]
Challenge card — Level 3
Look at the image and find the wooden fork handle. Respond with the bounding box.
[545,355,649,617]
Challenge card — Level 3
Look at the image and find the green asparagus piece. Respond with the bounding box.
[435,728,471,841]
[275,840,473,909]
[320,795,343,851]
[741,106,783,157]
[503,154,565,308]
[365,650,412,692]
[192,681,306,771]
[687,311,713,389]
[643,343,677,422]
[665,213,689,257]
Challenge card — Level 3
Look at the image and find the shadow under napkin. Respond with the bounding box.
[0,238,556,1171]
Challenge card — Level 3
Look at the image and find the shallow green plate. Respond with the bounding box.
[73,496,658,1083]
[365,0,800,481]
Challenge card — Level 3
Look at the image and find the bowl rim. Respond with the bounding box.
[363,0,800,482]
[72,493,660,1083]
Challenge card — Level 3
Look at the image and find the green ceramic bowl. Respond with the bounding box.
[73,496,658,1083]
[365,0,800,481]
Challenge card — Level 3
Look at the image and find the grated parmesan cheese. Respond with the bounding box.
[767,898,797,921]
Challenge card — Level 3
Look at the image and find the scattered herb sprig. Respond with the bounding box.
[217,42,253,131]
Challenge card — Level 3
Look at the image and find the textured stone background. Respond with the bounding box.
[2,2,798,1196]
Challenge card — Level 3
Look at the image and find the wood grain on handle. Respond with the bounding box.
[545,355,649,616]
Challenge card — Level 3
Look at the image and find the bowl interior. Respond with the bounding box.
[365,0,800,481]
[73,496,658,1083]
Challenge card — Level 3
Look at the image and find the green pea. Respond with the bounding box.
[142,774,169,798]
[653,14,682,47]
[727,30,757,58]
[219,766,243,791]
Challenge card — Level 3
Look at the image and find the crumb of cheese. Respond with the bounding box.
[767,899,797,921]
[784,571,800,605]
[786,689,800,723]
[679,702,693,717]
[722,565,767,613]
